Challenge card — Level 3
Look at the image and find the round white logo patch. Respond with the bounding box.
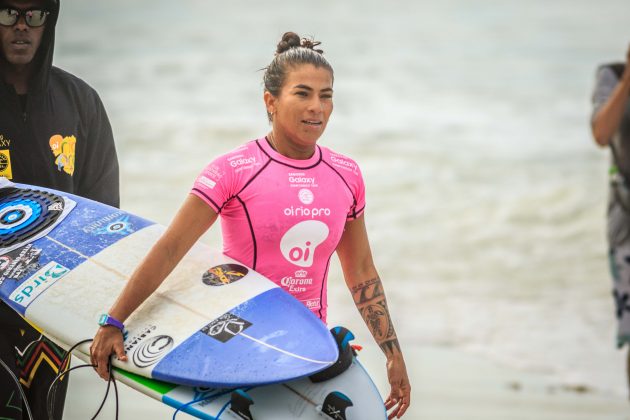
[298,188,314,205]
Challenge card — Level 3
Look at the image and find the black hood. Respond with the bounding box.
[29,0,60,93]
[0,0,60,93]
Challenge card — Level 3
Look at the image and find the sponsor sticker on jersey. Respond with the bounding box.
[49,134,77,176]
[280,220,329,267]
[0,149,13,179]
[302,298,321,310]
[198,175,216,189]
[9,261,69,307]
[287,172,318,188]
[298,188,314,204]
[280,269,314,293]
[330,154,358,174]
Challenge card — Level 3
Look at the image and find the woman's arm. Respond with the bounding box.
[90,194,218,379]
[336,215,411,419]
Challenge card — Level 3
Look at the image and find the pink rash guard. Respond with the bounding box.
[191,137,366,322]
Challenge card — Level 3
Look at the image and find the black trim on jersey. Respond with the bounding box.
[321,160,361,219]
[255,139,324,170]
[192,188,222,213]
[236,159,273,197]
[236,195,258,269]
[351,205,366,219]
[318,254,334,319]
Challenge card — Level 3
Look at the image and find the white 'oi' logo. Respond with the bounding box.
[279,220,329,267]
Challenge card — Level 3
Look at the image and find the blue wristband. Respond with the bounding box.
[98,313,125,331]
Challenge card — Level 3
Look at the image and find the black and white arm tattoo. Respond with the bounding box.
[351,276,401,358]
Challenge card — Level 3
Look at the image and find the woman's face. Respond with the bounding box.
[266,64,334,152]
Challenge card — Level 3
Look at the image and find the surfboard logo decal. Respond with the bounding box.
[202,264,248,286]
[131,335,174,368]
[93,215,134,236]
[201,312,252,343]
[0,244,41,286]
[9,261,69,307]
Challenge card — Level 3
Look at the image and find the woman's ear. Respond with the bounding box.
[264,90,276,116]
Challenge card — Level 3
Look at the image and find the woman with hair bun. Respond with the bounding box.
[90,31,411,418]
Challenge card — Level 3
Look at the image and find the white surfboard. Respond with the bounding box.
[0,181,338,387]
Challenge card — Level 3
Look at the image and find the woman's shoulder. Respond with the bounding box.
[208,138,269,168]
[320,145,362,175]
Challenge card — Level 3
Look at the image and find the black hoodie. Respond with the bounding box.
[0,0,119,207]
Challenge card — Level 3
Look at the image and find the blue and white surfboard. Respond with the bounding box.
[0,180,338,387]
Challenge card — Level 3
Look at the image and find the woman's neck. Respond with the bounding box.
[268,131,316,160]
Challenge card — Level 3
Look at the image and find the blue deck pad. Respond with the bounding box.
[44,195,154,257]
[152,288,338,387]
[0,236,87,315]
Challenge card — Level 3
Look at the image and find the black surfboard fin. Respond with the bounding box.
[229,389,254,420]
[309,326,355,383]
[321,391,353,420]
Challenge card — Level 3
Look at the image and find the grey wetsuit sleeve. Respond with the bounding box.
[591,66,619,123]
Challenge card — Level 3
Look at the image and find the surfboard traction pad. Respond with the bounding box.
[0,186,68,250]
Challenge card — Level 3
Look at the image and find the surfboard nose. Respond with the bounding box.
[151,288,339,387]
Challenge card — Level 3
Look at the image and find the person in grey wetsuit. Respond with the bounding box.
[591,42,630,396]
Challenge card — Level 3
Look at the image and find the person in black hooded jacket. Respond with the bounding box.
[0,0,119,418]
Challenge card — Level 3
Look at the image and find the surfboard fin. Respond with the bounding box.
[321,391,353,420]
[309,326,355,383]
[229,389,254,420]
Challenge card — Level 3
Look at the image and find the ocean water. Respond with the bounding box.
[55,0,629,401]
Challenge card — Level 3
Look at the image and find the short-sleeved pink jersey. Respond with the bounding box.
[191,137,366,322]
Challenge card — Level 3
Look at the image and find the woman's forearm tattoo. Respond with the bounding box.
[351,277,401,357]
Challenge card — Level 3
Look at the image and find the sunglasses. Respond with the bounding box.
[0,8,49,27]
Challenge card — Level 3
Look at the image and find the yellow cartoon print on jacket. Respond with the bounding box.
[49,135,76,176]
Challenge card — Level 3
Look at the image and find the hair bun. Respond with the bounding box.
[276,32,301,54]
[275,32,324,55]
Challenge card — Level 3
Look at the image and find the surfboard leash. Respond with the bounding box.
[46,338,119,420]
[171,386,256,420]
[171,387,237,420]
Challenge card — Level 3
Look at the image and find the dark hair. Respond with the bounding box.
[263,32,334,118]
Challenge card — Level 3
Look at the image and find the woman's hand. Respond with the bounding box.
[384,354,411,419]
[90,326,127,380]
